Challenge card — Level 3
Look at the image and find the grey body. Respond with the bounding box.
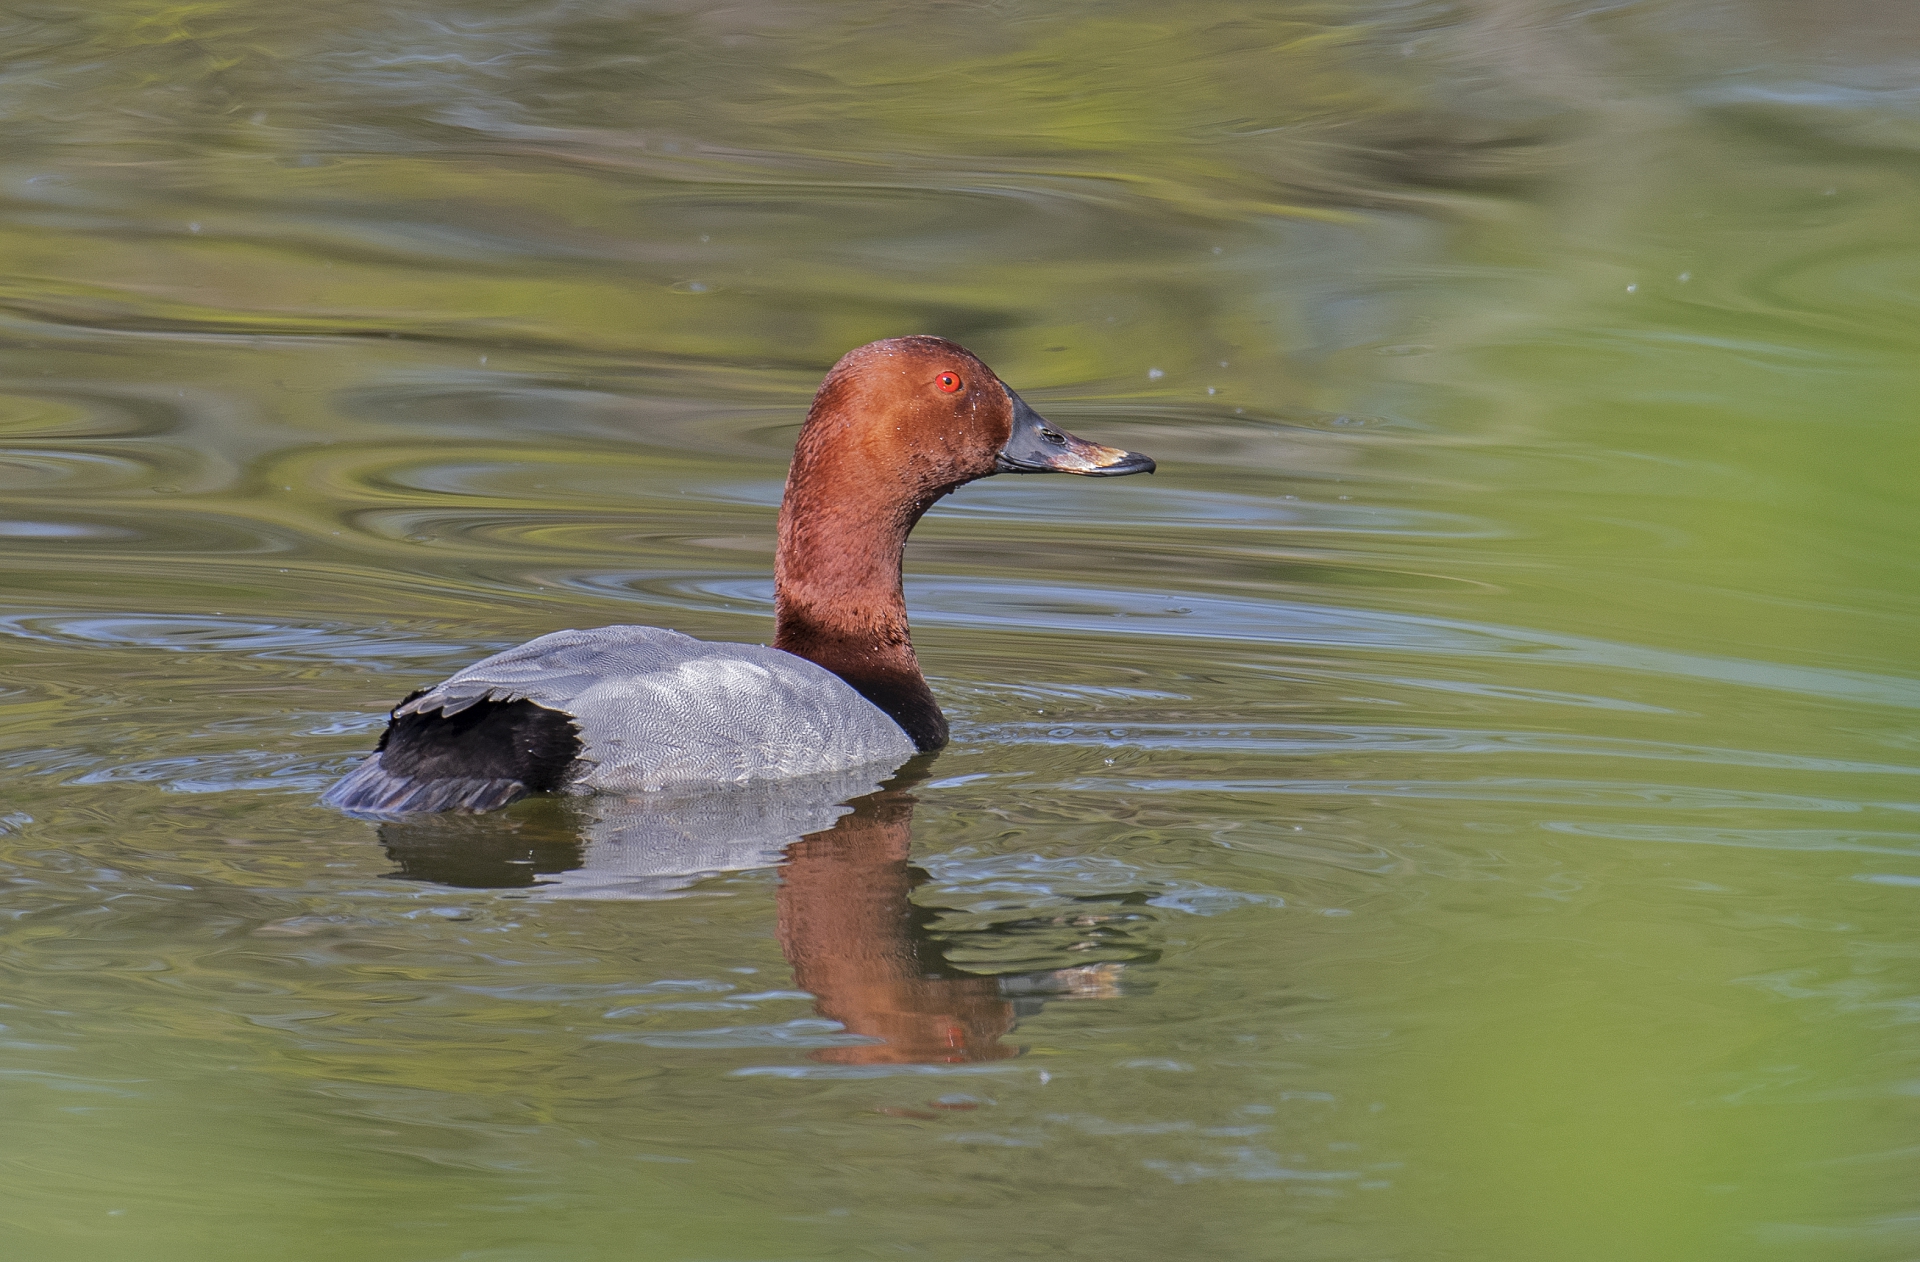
[323,626,917,813]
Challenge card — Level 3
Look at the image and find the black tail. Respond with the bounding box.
[321,697,582,816]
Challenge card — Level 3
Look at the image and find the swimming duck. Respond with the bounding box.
[322,335,1154,815]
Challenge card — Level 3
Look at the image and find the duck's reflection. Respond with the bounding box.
[379,807,585,887]
[774,785,1016,1063]
[376,767,1123,1064]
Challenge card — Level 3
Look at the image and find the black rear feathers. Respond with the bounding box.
[321,696,582,816]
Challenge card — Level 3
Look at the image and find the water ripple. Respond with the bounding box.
[583,574,1920,711]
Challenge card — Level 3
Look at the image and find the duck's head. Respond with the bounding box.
[790,335,1155,505]
[776,335,1156,753]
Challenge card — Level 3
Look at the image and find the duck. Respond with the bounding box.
[321,335,1155,816]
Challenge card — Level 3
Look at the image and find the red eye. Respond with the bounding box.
[935,372,962,393]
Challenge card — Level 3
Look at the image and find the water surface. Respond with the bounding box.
[2,2,1918,1259]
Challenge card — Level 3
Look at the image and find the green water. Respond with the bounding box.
[3,2,1917,1258]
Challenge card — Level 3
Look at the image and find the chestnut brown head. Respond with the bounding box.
[775,335,1155,753]
[789,335,1155,507]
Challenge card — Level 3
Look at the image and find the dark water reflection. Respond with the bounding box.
[378,769,1140,1065]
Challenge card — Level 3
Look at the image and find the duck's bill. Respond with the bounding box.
[995,390,1156,477]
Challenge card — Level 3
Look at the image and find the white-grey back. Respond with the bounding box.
[399,625,917,792]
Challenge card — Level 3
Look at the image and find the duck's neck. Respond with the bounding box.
[773,463,949,752]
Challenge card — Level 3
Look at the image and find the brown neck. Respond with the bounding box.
[773,451,950,751]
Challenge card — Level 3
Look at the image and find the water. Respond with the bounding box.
[3,2,1917,1258]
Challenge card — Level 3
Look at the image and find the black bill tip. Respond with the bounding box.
[1077,448,1155,477]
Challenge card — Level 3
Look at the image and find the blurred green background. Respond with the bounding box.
[1,2,1916,1259]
